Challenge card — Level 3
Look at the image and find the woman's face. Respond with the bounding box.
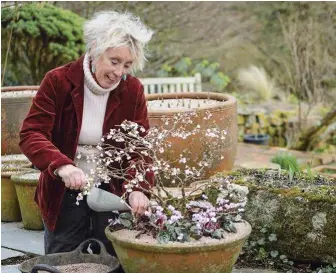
[93,47,134,89]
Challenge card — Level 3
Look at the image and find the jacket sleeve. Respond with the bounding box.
[19,72,75,179]
[121,84,155,197]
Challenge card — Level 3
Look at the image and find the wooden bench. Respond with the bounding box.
[139,73,202,95]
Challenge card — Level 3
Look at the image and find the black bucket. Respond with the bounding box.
[243,134,270,145]
[19,238,120,273]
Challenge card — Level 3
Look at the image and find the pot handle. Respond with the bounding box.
[31,264,60,273]
[74,238,109,256]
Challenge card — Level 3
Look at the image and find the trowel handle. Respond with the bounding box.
[31,264,60,273]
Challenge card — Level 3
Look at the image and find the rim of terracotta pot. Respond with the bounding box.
[1,86,39,92]
[1,154,30,162]
[105,221,251,253]
[146,92,236,115]
[1,154,33,168]
[2,161,33,169]
[11,171,40,185]
[1,167,36,179]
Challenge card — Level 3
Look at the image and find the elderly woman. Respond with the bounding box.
[19,11,154,257]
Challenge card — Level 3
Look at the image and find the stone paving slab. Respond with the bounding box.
[1,222,44,255]
[1,264,279,273]
[1,248,24,260]
[234,143,317,169]
[1,265,21,273]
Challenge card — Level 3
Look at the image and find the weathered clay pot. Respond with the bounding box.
[146,92,237,186]
[1,167,36,222]
[1,86,38,155]
[105,221,251,273]
[1,154,33,168]
[11,171,43,230]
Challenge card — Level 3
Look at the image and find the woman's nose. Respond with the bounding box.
[114,65,123,77]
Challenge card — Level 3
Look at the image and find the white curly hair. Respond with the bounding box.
[84,11,154,73]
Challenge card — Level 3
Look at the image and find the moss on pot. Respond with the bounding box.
[1,167,36,222]
[214,169,336,263]
[11,171,43,230]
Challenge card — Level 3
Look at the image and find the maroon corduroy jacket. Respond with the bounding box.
[19,56,154,231]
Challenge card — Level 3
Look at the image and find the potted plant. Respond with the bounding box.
[78,110,251,273]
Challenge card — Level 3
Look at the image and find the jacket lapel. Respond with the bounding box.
[66,56,85,135]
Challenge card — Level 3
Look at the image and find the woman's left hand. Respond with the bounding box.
[128,191,149,216]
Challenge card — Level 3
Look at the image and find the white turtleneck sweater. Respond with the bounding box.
[79,53,121,145]
[73,54,122,171]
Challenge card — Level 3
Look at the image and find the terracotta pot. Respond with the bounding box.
[1,154,33,168]
[105,221,251,273]
[11,171,43,230]
[146,92,237,186]
[1,86,38,155]
[1,167,36,222]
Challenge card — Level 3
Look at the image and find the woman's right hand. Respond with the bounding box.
[56,164,87,190]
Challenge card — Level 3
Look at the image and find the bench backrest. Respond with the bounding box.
[139,73,202,94]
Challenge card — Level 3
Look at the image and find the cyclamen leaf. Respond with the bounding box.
[119,218,132,228]
[270,250,279,258]
[190,225,199,234]
[234,215,242,222]
[119,212,133,220]
[157,231,170,244]
[228,223,237,233]
[268,233,277,242]
[212,229,224,239]
[190,233,202,240]
[174,227,182,235]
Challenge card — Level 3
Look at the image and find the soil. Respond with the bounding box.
[108,222,251,247]
[147,98,224,111]
[39,263,112,273]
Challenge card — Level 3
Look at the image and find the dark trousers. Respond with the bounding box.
[44,189,117,256]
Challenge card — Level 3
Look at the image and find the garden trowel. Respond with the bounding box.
[86,187,131,212]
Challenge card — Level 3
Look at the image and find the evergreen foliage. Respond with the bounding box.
[1,3,85,85]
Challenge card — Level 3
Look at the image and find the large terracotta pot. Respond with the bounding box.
[146,92,237,185]
[105,221,251,273]
[1,86,38,155]
[11,171,43,230]
[1,167,36,222]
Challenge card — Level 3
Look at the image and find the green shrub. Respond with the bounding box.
[157,57,230,92]
[1,3,85,85]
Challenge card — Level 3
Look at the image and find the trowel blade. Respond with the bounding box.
[87,187,130,212]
